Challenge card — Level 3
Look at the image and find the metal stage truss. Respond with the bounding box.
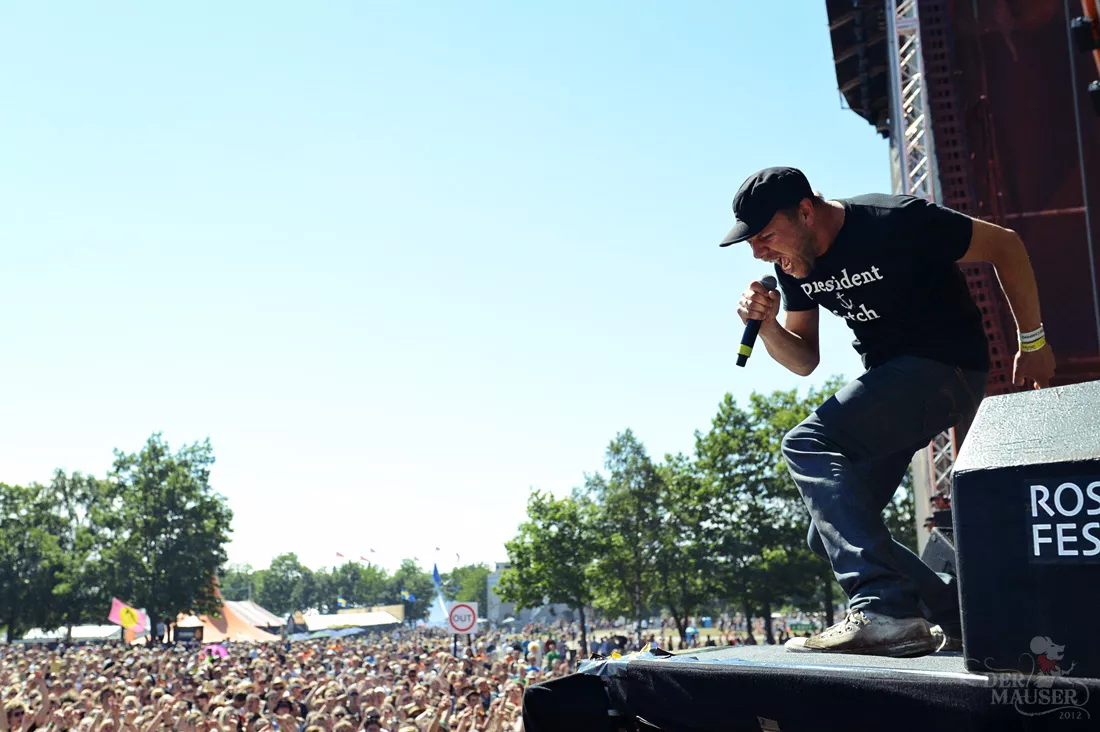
[886,0,937,201]
[884,0,953,542]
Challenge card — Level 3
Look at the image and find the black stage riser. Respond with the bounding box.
[523,646,1100,732]
[953,381,1100,678]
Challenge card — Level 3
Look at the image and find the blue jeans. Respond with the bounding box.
[781,356,987,625]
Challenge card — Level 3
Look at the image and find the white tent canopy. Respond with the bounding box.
[426,592,449,627]
[226,600,283,628]
[22,625,123,642]
[303,611,400,631]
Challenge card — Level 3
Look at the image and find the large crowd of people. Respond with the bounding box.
[0,628,577,732]
[1,613,829,732]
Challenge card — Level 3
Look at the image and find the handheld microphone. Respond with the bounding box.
[736,275,778,367]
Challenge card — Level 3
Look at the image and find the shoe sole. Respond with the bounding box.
[798,637,940,658]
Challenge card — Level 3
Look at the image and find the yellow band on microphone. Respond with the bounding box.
[738,344,753,357]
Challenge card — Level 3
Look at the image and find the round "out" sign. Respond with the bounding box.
[448,603,477,634]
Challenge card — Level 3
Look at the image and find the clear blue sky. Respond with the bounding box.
[1,1,887,576]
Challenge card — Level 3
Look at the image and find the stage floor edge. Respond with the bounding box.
[523,645,1100,732]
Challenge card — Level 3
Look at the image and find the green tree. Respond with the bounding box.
[499,490,598,654]
[585,430,662,636]
[695,379,846,642]
[308,568,334,613]
[219,563,257,602]
[329,562,365,609]
[44,470,111,636]
[748,381,845,634]
[652,454,713,645]
[290,563,321,612]
[0,482,67,642]
[354,562,392,607]
[255,553,310,615]
[95,434,234,642]
[390,560,435,622]
[695,393,777,640]
[316,561,392,612]
[442,564,491,611]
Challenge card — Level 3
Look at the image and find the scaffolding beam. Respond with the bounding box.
[886,0,950,555]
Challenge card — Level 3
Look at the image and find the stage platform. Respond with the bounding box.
[522,644,1100,732]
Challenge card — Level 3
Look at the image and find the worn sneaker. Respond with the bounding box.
[784,636,811,653]
[791,610,939,658]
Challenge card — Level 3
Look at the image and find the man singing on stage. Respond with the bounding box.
[723,167,1055,657]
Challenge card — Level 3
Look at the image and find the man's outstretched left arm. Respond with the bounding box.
[959,218,1056,388]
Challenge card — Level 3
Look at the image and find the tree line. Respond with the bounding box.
[0,432,494,642]
[218,556,491,623]
[495,378,916,653]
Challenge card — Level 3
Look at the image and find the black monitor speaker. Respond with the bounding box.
[953,380,1100,677]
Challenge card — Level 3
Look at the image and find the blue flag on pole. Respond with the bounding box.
[431,563,449,624]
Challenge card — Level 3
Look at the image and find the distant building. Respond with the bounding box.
[486,562,515,623]
[486,561,572,625]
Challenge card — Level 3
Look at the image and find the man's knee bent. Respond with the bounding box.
[807,522,827,561]
[781,421,808,461]
[781,418,822,465]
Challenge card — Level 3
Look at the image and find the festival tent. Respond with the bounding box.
[225,600,283,633]
[426,592,450,627]
[302,610,400,632]
[174,598,282,643]
[337,604,405,623]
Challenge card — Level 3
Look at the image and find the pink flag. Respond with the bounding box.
[107,597,148,632]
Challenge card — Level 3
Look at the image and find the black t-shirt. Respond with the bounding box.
[775,194,990,371]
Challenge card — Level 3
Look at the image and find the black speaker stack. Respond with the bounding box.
[952,380,1100,678]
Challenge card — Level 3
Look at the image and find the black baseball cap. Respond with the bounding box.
[719,167,814,247]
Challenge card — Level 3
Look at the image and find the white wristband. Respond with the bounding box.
[1019,325,1045,343]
